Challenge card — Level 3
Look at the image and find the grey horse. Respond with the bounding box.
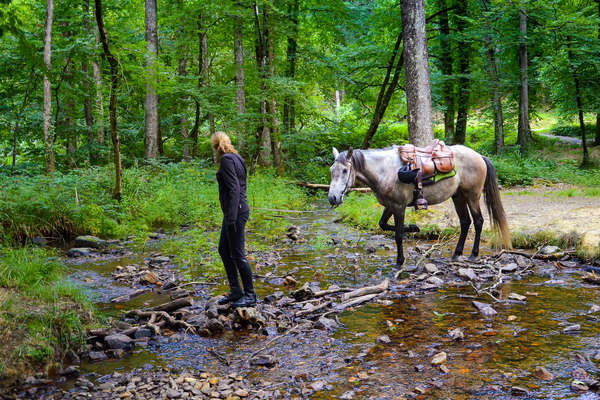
[328,145,511,266]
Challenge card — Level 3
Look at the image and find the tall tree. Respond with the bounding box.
[82,0,96,163]
[43,0,55,173]
[179,54,190,160]
[95,0,122,199]
[439,0,455,142]
[453,0,470,145]
[283,0,298,140]
[233,2,247,153]
[267,11,283,174]
[92,25,105,145]
[254,1,272,167]
[595,0,600,146]
[145,0,159,160]
[566,42,590,166]
[401,0,434,147]
[517,9,531,146]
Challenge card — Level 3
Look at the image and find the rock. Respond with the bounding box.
[439,364,450,374]
[500,263,518,273]
[166,388,182,398]
[562,324,581,334]
[431,351,447,365]
[250,354,276,367]
[151,255,170,263]
[403,264,419,273]
[426,276,444,287]
[67,248,93,257]
[315,317,337,331]
[508,293,527,302]
[448,328,464,341]
[540,245,560,255]
[572,367,588,381]
[533,366,553,381]
[511,386,529,396]
[310,380,327,391]
[457,268,477,281]
[187,314,208,328]
[74,235,107,249]
[507,315,518,322]
[366,245,376,254]
[472,301,497,317]
[206,318,225,333]
[134,328,154,339]
[424,263,439,274]
[377,335,391,344]
[283,276,297,287]
[107,349,126,358]
[59,366,80,377]
[141,271,162,286]
[98,382,115,391]
[105,333,133,350]
[571,380,588,392]
[340,391,355,399]
[88,351,108,361]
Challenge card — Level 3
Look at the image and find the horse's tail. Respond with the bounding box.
[482,156,512,249]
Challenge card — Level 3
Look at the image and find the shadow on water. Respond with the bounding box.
[69,202,600,398]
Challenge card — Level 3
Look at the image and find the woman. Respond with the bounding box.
[211,132,257,307]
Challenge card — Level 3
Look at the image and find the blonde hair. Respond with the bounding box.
[210,131,238,156]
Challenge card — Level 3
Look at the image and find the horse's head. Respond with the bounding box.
[328,147,356,207]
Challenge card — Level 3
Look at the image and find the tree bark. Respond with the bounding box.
[95,0,122,200]
[267,12,283,174]
[254,1,272,167]
[517,9,531,147]
[233,4,247,153]
[202,22,214,134]
[83,0,96,163]
[179,56,191,160]
[43,0,55,174]
[144,0,159,160]
[62,28,77,164]
[453,0,470,145]
[12,70,36,174]
[439,0,454,142]
[567,46,589,166]
[595,0,600,146]
[401,0,434,147]
[92,25,105,145]
[283,0,299,141]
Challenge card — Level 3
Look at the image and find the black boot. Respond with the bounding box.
[231,292,257,308]
[232,259,257,308]
[218,287,243,305]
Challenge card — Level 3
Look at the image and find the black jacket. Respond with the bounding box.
[217,153,249,225]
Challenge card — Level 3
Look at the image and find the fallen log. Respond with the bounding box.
[295,301,332,318]
[337,293,379,311]
[151,297,193,312]
[126,309,195,333]
[341,279,389,302]
[295,181,371,193]
[313,287,354,297]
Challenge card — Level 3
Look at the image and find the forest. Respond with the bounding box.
[1,0,600,398]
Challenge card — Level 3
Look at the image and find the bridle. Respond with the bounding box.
[339,157,355,199]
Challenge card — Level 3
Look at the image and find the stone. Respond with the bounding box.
[151,255,170,263]
[589,305,600,314]
[134,328,154,339]
[340,391,355,399]
[98,382,115,391]
[562,324,581,334]
[377,335,391,344]
[533,366,553,381]
[540,245,560,255]
[507,315,518,322]
[141,271,162,286]
[283,276,297,287]
[166,388,182,398]
[439,364,450,374]
[511,386,529,396]
[448,328,464,341]
[315,316,337,331]
[572,367,588,381]
[457,268,477,281]
[431,351,447,365]
[403,264,419,273]
[88,351,108,362]
[571,380,588,392]
[59,366,80,377]
[310,380,327,391]
[508,293,527,302]
[105,333,133,349]
[250,354,276,367]
[206,319,224,333]
[366,245,376,254]
[426,276,444,287]
[424,263,439,274]
[500,263,518,273]
[74,235,107,249]
[107,349,126,358]
[472,301,497,317]
[67,247,93,257]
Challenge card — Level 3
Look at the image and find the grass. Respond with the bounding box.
[0,246,97,385]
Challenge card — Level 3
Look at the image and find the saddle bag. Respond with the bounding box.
[432,149,454,173]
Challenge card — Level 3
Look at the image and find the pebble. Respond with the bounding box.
[511,386,529,396]
[457,268,477,281]
[426,276,444,287]
[431,351,447,365]
[377,335,391,344]
[472,301,497,317]
[571,380,588,392]
[508,293,527,302]
[501,263,518,273]
[562,324,581,334]
[533,366,554,381]
[448,328,464,341]
[424,263,438,274]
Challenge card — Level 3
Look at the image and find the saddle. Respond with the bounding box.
[397,139,455,210]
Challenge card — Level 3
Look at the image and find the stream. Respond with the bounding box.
[56,202,600,399]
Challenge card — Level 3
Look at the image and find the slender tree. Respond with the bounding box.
[595,0,600,146]
[95,0,122,199]
[82,0,96,162]
[233,2,247,153]
[92,25,105,145]
[454,0,470,145]
[439,0,455,142]
[179,54,191,160]
[43,0,55,173]
[283,0,298,140]
[401,0,434,147]
[145,0,159,160]
[517,9,531,146]
[254,1,272,167]
[267,11,283,174]
[566,42,590,166]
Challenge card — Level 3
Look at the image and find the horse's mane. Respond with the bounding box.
[337,149,366,172]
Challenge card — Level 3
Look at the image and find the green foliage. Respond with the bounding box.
[551,123,597,138]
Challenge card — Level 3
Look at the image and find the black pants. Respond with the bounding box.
[218,210,254,294]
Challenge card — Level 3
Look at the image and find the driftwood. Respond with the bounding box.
[338,293,379,311]
[151,297,193,312]
[295,301,333,317]
[295,181,371,193]
[313,287,354,297]
[127,309,195,333]
[341,279,389,302]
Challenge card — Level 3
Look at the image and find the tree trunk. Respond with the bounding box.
[144,0,159,160]
[179,56,191,160]
[95,0,122,200]
[43,0,55,174]
[517,9,531,147]
[83,0,96,163]
[202,24,214,134]
[567,46,589,167]
[62,28,77,165]
[267,13,283,174]
[233,5,247,153]
[595,0,600,146]
[401,0,434,147]
[453,0,470,145]
[439,0,454,142]
[11,70,36,174]
[361,32,404,149]
[254,1,272,167]
[92,25,105,145]
[283,0,298,141]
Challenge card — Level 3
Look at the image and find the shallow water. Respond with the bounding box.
[68,203,600,398]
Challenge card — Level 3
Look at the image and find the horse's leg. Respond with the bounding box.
[451,193,471,259]
[379,208,419,233]
[393,209,406,266]
[466,195,484,259]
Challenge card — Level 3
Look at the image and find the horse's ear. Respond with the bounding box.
[347,146,353,160]
[332,147,339,159]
